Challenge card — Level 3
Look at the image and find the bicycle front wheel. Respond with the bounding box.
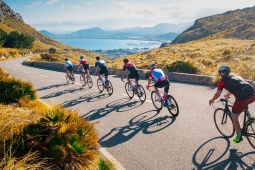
[97,79,104,93]
[66,74,70,83]
[214,108,235,138]
[151,91,163,110]
[245,118,255,149]
[87,76,93,88]
[166,95,179,117]
[106,80,113,95]
[136,85,146,102]
[125,82,134,99]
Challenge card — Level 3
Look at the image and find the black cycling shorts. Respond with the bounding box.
[99,67,108,77]
[83,64,90,71]
[128,72,140,81]
[155,80,170,94]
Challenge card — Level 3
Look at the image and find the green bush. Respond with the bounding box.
[165,60,199,74]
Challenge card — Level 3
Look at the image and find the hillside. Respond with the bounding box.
[172,6,255,44]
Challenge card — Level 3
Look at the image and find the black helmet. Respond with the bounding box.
[123,58,129,63]
[149,63,156,69]
[80,56,84,59]
[65,58,68,61]
[218,65,231,74]
[96,56,100,60]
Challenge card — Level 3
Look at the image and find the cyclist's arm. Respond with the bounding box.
[209,91,221,105]
[121,69,125,81]
[63,64,67,70]
[94,66,97,75]
[77,64,80,72]
[224,92,232,98]
[146,77,152,89]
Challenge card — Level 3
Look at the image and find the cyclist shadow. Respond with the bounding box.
[192,136,255,170]
[99,110,176,148]
[82,97,143,121]
[41,87,86,99]
[59,92,110,108]
[36,83,69,91]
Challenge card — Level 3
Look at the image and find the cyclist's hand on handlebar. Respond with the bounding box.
[209,99,214,106]
[146,85,150,90]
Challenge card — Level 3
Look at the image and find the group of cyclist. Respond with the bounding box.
[64,56,255,144]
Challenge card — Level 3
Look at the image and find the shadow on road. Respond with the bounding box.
[192,136,255,170]
[36,83,70,91]
[99,110,176,147]
[41,87,87,99]
[81,97,144,121]
[59,92,110,108]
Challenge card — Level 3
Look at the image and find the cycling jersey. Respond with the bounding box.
[149,69,167,82]
[95,60,108,76]
[123,62,138,73]
[79,59,89,70]
[65,61,73,71]
[217,73,255,101]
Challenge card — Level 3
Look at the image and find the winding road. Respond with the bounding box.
[1,58,255,170]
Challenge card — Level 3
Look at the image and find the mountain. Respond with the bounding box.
[172,6,255,44]
[39,22,193,42]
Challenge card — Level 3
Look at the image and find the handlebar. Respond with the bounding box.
[212,97,232,109]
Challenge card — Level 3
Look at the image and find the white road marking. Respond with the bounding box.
[40,75,48,77]
[23,71,29,73]
[122,94,152,103]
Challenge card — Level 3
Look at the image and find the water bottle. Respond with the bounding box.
[246,110,252,118]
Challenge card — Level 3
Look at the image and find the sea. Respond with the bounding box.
[55,38,162,51]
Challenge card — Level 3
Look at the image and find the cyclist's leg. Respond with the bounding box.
[135,72,140,85]
[163,80,170,95]
[82,68,86,82]
[154,82,161,99]
[70,68,74,79]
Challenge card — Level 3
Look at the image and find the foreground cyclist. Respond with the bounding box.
[209,65,255,143]
[121,58,140,89]
[77,56,90,86]
[94,56,109,87]
[146,64,170,105]
[63,58,74,80]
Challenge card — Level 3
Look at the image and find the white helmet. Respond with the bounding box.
[149,64,156,69]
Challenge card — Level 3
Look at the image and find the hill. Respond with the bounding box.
[172,6,255,44]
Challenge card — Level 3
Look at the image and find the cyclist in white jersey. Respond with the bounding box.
[146,64,169,101]
[63,58,74,79]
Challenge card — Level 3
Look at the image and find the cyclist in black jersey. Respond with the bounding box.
[94,56,109,84]
[121,58,140,89]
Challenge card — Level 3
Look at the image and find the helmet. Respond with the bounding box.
[96,56,100,60]
[218,65,231,74]
[123,58,129,63]
[149,64,156,69]
[65,58,68,61]
[80,56,84,59]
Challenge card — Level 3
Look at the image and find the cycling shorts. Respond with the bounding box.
[155,80,170,94]
[83,64,90,71]
[99,67,108,77]
[232,94,255,115]
[128,72,140,81]
[67,66,73,71]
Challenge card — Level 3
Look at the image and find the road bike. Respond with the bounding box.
[213,98,255,149]
[65,71,75,84]
[148,85,179,117]
[124,79,146,102]
[80,72,93,88]
[96,74,113,95]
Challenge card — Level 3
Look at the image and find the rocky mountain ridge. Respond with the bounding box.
[0,1,24,23]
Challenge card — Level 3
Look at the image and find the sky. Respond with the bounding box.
[3,0,255,33]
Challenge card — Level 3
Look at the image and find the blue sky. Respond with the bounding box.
[3,0,255,33]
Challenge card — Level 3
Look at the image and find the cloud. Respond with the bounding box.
[25,1,42,8]
[46,0,59,5]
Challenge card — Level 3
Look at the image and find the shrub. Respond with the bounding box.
[165,60,200,74]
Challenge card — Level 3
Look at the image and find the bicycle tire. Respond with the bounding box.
[214,108,235,138]
[97,79,104,93]
[80,75,86,86]
[66,74,70,83]
[151,91,163,110]
[136,85,146,102]
[125,82,134,99]
[106,80,113,95]
[245,117,255,149]
[166,95,179,117]
[87,76,93,88]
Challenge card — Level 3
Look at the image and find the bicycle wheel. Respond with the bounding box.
[87,76,93,88]
[214,108,235,138]
[106,80,113,95]
[136,85,146,102]
[66,74,70,83]
[245,118,255,149]
[125,82,134,99]
[151,91,163,110]
[166,95,179,117]
[97,79,104,93]
[80,75,86,86]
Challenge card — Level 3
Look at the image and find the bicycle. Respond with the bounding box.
[212,98,255,149]
[79,72,93,88]
[124,79,146,102]
[148,85,179,117]
[96,74,113,95]
[66,71,75,84]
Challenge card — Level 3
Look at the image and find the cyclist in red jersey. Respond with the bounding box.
[209,65,255,143]
[77,56,90,86]
[121,58,140,89]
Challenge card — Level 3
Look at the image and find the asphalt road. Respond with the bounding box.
[1,58,255,170]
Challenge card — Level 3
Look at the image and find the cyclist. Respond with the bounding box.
[77,56,90,86]
[146,64,170,105]
[63,58,74,80]
[121,58,140,89]
[94,56,109,87]
[209,65,255,143]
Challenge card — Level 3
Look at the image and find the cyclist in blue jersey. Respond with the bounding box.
[121,58,140,89]
[63,58,74,79]
[94,56,109,84]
